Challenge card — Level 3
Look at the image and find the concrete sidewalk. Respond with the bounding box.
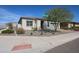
[0,32,79,52]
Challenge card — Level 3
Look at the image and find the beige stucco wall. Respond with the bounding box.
[32,20,41,30]
[68,23,79,28]
[22,19,33,30]
[20,19,41,30]
[68,23,73,28]
[36,20,41,30]
[75,24,79,27]
[18,24,22,28]
[44,21,60,30]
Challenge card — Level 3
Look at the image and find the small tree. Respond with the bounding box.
[44,8,73,32]
[6,23,13,29]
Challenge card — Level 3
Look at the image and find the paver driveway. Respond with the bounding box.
[0,32,79,53]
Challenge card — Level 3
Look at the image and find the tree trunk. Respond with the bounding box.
[55,27,57,32]
[40,30,43,35]
[52,22,58,34]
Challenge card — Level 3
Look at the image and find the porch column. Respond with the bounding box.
[37,20,41,30]
[57,23,60,30]
[73,23,75,27]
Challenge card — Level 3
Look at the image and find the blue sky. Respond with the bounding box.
[0,5,79,23]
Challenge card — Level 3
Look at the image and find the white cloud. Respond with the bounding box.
[0,8,20,23]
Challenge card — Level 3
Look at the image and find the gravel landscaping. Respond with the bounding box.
[0,30,74,36]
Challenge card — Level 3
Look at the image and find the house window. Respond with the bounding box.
[27,21,33,26]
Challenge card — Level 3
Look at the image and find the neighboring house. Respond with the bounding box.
[60,22,79,29]
[18,17,60,30]
[6,22,17,30]
[18,17,79,31]
[0,24,9,33]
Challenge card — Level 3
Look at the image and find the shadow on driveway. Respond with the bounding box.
[45,38,79,53]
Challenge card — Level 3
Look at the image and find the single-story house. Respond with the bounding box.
[18,17,60,30]
[18,17,79,31]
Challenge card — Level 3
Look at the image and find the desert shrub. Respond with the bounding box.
[1,29,14,34]
[43,29,53,32]
[63,27,70,30]
[73,26,79,31]
[32,27,37,31]
[68,26,79,31]
[6,23,13,29]
[16,28,25,34]
[63,27,75,30]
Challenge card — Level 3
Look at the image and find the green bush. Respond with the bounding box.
[16,28,25,34]
[63,27,74,30]
[62,26,79,31]
[69,26,79,31]
[73,27,79,31]
[1,29,14,34]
